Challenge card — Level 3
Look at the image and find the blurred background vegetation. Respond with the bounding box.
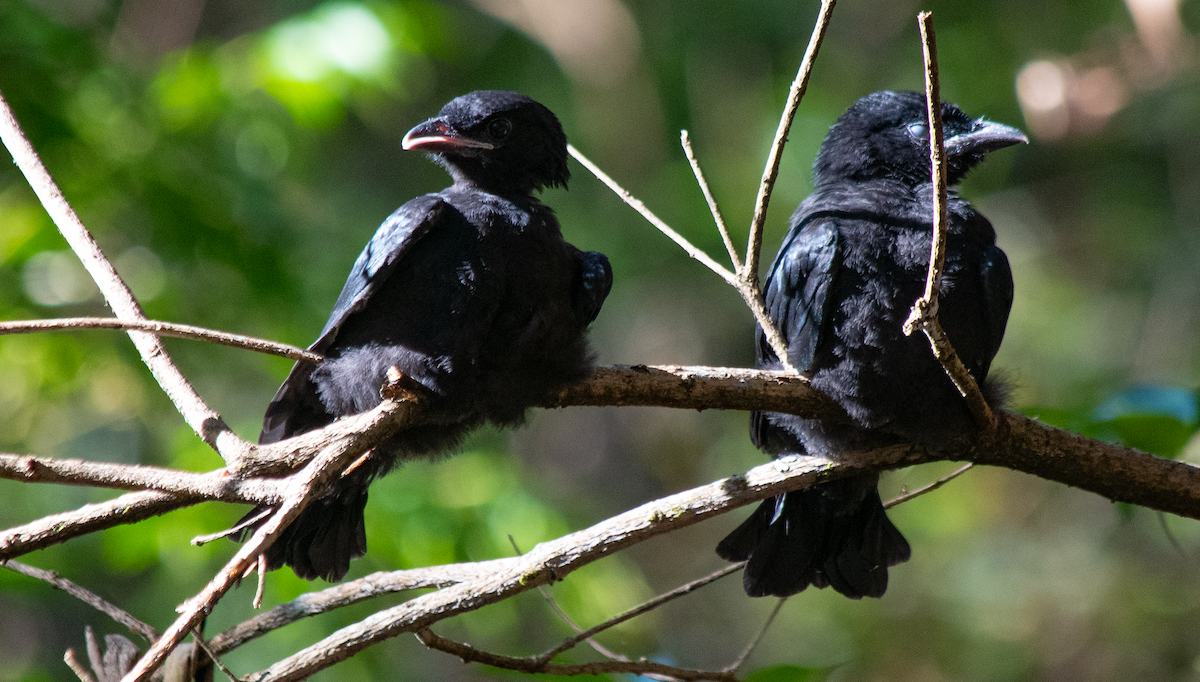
[1,0,1199,680]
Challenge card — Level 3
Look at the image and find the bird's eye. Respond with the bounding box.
[487,118,513,140]
[906,122,929,139]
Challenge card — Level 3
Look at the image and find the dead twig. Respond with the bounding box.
[0,454,282,505]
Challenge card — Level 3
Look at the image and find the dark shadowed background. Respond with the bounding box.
[2,0,1199,680]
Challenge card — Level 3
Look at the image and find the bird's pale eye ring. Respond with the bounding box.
[906,121,929,139]
[487,118,513,140]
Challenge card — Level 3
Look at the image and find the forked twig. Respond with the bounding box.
[567,144,798,373]
[901,12,998,434]
[566,144,739,287]
[568,1,836,376]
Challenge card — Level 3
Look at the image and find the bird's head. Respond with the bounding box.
[402,90,569,196]
[814,90,1027,187]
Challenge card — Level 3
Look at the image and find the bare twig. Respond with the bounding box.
[416,628,738,681]
[744,0,837,281]
[0,90,252,465]
[901,12,998,434]
[241,451,872,681]
[508,535,627,662]
[570,142,797,371]
[884,463,974,509]
[565,8,845,375]
[3,560,159,643]
[0,317,322,363]
[681,130,742,271]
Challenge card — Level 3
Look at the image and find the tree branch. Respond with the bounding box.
[242,450,872,681]
[743,0,837,281]
[902,12,998,433]
[0,317,322,363]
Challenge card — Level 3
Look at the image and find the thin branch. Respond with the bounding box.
[0,317,322,363]
[538,562,745,664]
[242,450,877,681]
[416,628,738,682]
[568,143,798,372]
[3,560,159,643]
[509,535,627,662]
[743,0,837,281]
[884,463,974,509]
[0,90,252,465]
[6,362,1200,567]
[681,130,741,271]
[0,454,282,505]
[901,12,998,434]
[566,144,740,287]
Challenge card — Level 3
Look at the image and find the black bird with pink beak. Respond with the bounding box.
[244,90,611,582]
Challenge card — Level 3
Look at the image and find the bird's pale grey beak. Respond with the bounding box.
[402,118,496,153]
[945,120,1028,158]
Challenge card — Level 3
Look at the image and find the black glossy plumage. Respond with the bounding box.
[716,91,1023,599]
[248,90,612,582]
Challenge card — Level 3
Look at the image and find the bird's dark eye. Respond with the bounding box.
[487,118,513,140]
[906,122,929,139]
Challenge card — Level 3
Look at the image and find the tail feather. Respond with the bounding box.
[717,474,910,599]
[240,483,369,583]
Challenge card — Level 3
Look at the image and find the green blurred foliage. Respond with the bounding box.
[1,0,1199,680]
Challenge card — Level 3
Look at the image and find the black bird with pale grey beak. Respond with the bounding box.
[718,90,1024,599]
